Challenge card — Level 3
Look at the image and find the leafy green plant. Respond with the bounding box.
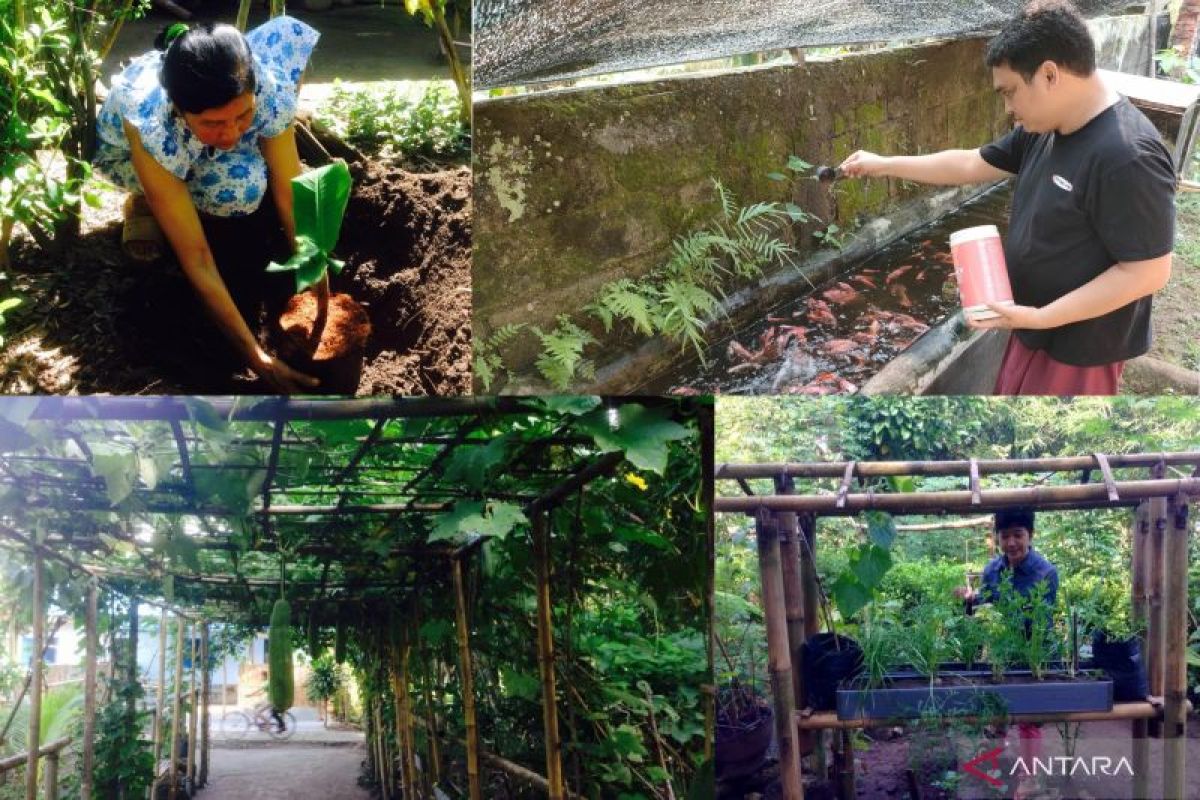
[855,603,899,689]
[990,575,1058,680]
[93,679,155,798]
[902,603,954,686]
[948,610,988,670]
[317,82,469,163]
[531,316,596,390]
[1073,575,1143,643]
[266,161,352,294]
[813,223,846,250]
[306,652,345,728]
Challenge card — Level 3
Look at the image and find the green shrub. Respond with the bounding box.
[317,82,469,163]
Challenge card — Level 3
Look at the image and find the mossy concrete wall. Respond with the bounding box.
[474,37,1009,379]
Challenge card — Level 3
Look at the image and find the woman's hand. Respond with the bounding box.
[252,348,320,392]
[953,586,978,601]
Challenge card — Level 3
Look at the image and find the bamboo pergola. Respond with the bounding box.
[715,452,1199,800]
[0,395,665,800]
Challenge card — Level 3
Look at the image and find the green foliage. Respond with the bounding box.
[901,603,953,685]
[1070,574,1143,642]
[531,315,596,390]
[268,599,295,712]
[478,172,811,390]
[840,396,996,460]
[473,322,524,392]
[306,652,345,704]
[316,82,469,163]
[266,162,351,292]
[0,1,144,262]
[93,679,155,798]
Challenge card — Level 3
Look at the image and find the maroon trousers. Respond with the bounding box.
[993,335,1123,396]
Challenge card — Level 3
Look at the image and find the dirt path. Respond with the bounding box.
[203,742,371,800]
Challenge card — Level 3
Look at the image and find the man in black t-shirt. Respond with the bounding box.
[839,0,1175,395]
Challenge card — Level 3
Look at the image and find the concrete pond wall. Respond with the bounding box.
[474,17,1157,390]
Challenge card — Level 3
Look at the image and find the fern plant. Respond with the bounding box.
[475,161,820,390]
[473,322,525,392]
[532,316,596,390]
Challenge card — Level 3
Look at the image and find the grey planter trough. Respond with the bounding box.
[836,674,1113,721]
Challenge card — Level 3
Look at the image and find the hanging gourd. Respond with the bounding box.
[335,613,347,665]
[269,598,294,712]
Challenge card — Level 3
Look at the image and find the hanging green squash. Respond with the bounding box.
[268,599,294,712]
[334,615,347,665]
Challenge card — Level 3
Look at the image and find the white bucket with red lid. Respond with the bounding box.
[949,225,1014,321]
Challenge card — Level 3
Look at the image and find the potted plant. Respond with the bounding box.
[1078,580,1149,701]
[714,679,773,783]
[268,160,371,393]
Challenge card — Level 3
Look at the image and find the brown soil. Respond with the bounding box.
[0,160,471,395]
[278,291,371,361]
[336,162,472,395]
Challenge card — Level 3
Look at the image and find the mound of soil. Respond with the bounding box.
[0,160,471,395]
[336,163,472,395]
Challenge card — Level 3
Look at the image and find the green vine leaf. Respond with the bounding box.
[577,403,690,475]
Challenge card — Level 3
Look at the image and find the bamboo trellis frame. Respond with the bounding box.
[716,452,1199,800]
[0,396,636,800]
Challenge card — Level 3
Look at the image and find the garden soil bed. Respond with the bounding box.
[0,160,470,395]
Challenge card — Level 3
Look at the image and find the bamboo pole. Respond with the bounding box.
[715,477,1200,515]
[153,609,167,770]
[187,625,198,786]
[421,656,442,786]
[402,648,418,796]
[1131,501,1150,799]
[391,647,414,798]
[168,616,184,800]
[798,512,826,778]
[533,511,566,800]
[1162,494,1189,799]
[126,598,138,723]
[43,750,58,800]
[757,513,803,799]
[82,582,98,800]
[775,479,806,700]
[796,701,1180,730]
[199,622,210,788]
[24,550,43,800]
[717,452,1200,479]
[1147,466,1167,739]
[452,556,482,800]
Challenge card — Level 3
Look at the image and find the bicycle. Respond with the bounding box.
[219,702,297,741]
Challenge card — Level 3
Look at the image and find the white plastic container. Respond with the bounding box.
[948,225,1014,321]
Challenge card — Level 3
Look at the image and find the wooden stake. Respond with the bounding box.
[776,478,807,708]
[187,625,199,785]
[1131,501,1150,798]
[1147,465,1167,739]
[24,550,43,800]
[1162,494,1189,799]
[169,616,184,800]
[153,609,167,769]
[533,510,566,800]
[452,557,482,800]
[421,656,442,786]
[798,512,825,776]
[81,582,98,800]
[757,512,803,799]
[199,622,210,788]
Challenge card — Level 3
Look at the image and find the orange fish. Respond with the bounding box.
[890,284,913,308]
[851,275,878,290]
[886,265,914,284]
[822,282,859,305]
[825,338,857,355]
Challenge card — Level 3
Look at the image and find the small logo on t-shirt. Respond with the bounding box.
[1052,174,1073,192]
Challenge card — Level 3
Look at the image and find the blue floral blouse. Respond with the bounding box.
[94,16,319,218]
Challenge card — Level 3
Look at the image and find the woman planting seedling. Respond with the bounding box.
[93,16,322,391]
